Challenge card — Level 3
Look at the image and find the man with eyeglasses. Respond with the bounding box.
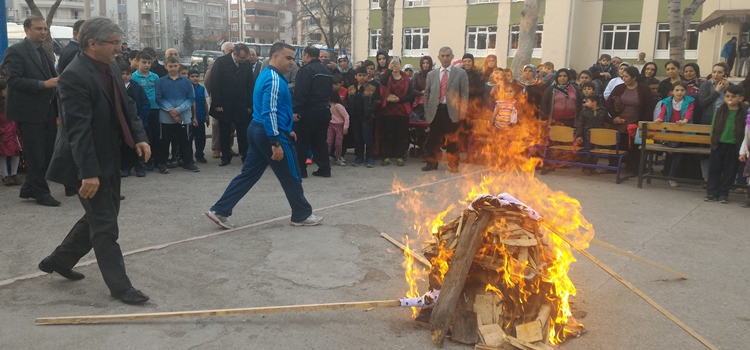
[4,15,61,206]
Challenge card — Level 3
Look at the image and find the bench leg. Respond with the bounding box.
[638,151,646,188]
[647,152,653,185]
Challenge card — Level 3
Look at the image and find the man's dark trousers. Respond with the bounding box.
[424,105,459,168]
[211,122,312,222]
[219,120,249,164]
[707,142,739,198]
[17,111,56,198]
[295,107,331,176]
[47,157,132,295]
[350,118,374,161]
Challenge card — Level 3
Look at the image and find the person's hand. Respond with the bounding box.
[654,118,663,124]
[602,72,611,79]
[79,177,100,199]
[215,107,224,112]
[575,137,583,146]
[192,118,198,127]
[740,155,747,163]
[271,145,284,161]
[613,117,625,125]
[135,142,151,162]
[247,108,252,114]
[294,113,299,122]
[343,129,348,135]
[169,109,179,118]
[44,77,59,88]
[290,131,297,141]
[676,119,687,126]
[205,120,210,127]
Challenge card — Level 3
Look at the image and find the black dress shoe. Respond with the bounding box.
[120,195,126,200]
[19,190,35,199]
[219,161,231,166]
[312,170,331,178]
[421,164,438,171]
[112,287,150,305]
[36,195,61,207]
[38,257,85,280]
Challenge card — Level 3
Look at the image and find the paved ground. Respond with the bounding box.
[0,150,748,350]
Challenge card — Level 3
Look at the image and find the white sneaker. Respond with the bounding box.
[290,214,324,226]
[205,211,234,229]
[335,159,346,166]
[668,180,679,187]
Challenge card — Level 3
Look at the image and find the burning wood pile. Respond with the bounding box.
[415,193,583,349]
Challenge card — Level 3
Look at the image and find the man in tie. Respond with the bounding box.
[39,17,152,304]
[422,46,469,173]
[248,48,263,78]
[4,15,61,206]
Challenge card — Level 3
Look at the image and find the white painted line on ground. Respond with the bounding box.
[0,170,486,287]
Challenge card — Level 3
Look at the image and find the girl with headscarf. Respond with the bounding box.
[376,51,390,72]
[379,56,414,166]
[481,54,498,82]
[603,62,631,99]
[410,56,433,121]
[541,68,583,127]
[336,55,356,87]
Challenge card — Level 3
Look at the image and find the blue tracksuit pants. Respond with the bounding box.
[211,122,313,222]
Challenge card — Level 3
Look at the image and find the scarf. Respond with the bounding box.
[417,56,433,91]
[553,68,572,98]
[517,64,537,87]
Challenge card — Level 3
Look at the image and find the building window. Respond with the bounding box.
[230,23,238,31]
[118,0,125,5]
[231,10,238,18]
[369,29,381,56]
[403,27,429,57]
[468,0,499,4]
[508,24,543,58]
[309,33,322,42]
[370,0,380,10]
[466,26,497,57]
[172,1,176,7]
[231,0,238,4]
[404,0,428,8]
[72,10,80,19]
[118,12,127,20]
[655,23,699,60]
[600,24,640,59]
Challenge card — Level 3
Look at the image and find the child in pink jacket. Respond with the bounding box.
[327,91,350,165]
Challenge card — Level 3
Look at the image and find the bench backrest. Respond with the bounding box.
[638,121,712,145]
[549,126,575,143]
[589,128,618,147]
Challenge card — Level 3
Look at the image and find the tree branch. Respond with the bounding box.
[25,0,41,17]
[683,0,706,18]
[46,0,64,26]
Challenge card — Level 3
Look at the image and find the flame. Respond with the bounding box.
[396,81,594,344]
[402,241,425,318]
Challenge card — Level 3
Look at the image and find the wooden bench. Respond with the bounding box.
[542,126,629,183]
[637,121,712,188]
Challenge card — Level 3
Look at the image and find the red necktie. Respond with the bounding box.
[439,69,448,103]
[112,78,135,148]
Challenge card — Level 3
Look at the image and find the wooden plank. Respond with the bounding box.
[645,133,711,144]
[638,121,711,133]
[430,211,492,347]
[380,233,432,268]
[473,294,495,326]
[502,238,537,247]
[515,320,543,343]
[541,220,719,350]
[644,144,711,154]
[478,324,508,347]
[34,300,402,325]
[450,308,479,344]
[591,238,688,279]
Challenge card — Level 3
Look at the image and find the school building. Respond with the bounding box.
[351,0,750,75]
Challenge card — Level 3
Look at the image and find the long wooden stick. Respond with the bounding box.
[541,221,718,350]
[380,232,432,268]
[591,238,689,280]
[35,300,402,325]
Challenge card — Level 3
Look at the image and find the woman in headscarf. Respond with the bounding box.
[336,55,356,87]
[541,68,583,127]
[379,56,414,167]
[638,62,658,83]
[410,56,433,121]
[682,63,703,123]
[512,64,545,120]
[376,51,390,72]
[481,54,498,82]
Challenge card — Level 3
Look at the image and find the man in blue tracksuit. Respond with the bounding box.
[205,42,323,229]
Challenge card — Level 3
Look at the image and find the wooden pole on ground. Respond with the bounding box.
[430,211,492,348]
[35,300,402,326]
[590,238,688,279]
[541,221,718,350]
[380,232,432,268]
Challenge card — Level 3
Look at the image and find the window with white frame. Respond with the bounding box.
[600,24,640,59]
[231,0,237,4]
[465,26,496,57]
[403,28,429,57]
[230,23,238,31]
[369,29,381,57]
[371,0,380,9]
[655,23,699,59]
[468,0,499,4]
[231,10,238,18]
[508,24,543,58]
[404,0,428,8]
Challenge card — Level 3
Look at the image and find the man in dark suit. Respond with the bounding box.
[248,48,263,78]
[4,15,61,206]
[56,19,85,73]
[208,43,255,166]
[39,17,152,305]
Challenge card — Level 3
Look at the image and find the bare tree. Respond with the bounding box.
[668,0,705,65]
[108,10,141,48]
[378,0,395,52]
[510,0,541,78]
[298,0,351,49]
[24,0,64,58]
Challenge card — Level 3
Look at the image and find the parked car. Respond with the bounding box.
[190,50,222,72]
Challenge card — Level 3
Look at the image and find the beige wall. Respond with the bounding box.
[539,0,573,69]
[638,0,659,62]
[495,1,512,63]
[429,0,468,58]
[565,0,603,71]
[352,0,370,61]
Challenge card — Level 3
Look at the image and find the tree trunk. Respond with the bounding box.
[510,0,541,79]
[378,0,395,52]
[668,0,705,65]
